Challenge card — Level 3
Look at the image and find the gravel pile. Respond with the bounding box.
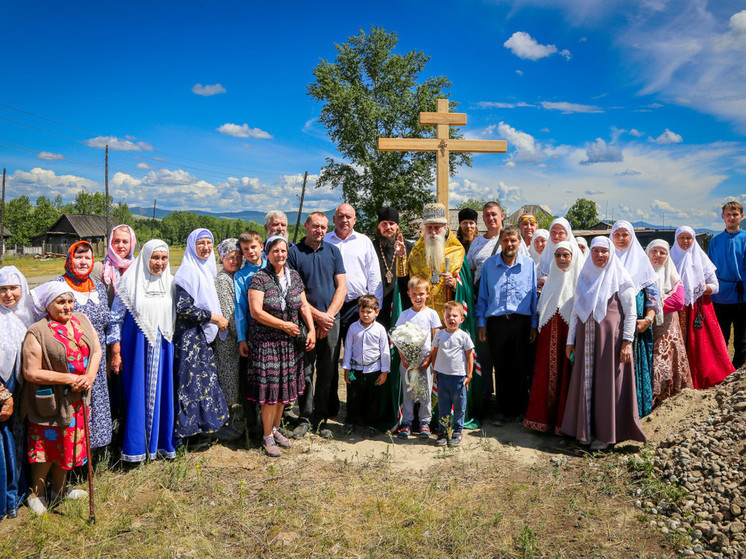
[636,370,746,558]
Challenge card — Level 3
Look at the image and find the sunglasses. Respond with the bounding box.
[519,217,537,224]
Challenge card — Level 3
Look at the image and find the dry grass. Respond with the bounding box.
[0,442,675,558]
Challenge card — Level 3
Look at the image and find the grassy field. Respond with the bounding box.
[0,439,677,558]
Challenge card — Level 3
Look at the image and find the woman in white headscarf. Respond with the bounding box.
[610,220,661,419]
[172,229,230,445]
[529,229,549,266]
[110,240,177,463]
[670,226,734,389]
[213,238,244,439]
[645,240,692,405]
[561,237,646,450]
[523,241,582,434]
[537,218,578,285]
[0,267,34,519]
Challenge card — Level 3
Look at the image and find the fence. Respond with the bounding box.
[5,242,106,257]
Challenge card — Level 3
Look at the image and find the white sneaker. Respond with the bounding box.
[28,495,47,515]
[51,488,88,501]
[590,440,609,451]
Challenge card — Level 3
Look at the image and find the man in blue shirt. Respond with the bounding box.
[287,212,347,438]
[475,225,538,424]
[708,200,746,368]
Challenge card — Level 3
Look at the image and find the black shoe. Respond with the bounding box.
[364,426,377,437]
[291,423,310,439]
[343,423,355,434]
[313,422,333,439]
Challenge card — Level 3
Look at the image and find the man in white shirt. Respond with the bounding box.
[324,203,383,423]
[324,203,384,337]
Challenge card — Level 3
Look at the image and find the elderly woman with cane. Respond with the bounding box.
[21,282,101,515]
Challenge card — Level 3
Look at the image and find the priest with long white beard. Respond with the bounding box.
[395,203,464,321]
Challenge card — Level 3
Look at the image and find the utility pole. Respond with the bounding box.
[151,199,157,238]
[0,168,5,264]
[292,171,308,243]
[105,145,110,247]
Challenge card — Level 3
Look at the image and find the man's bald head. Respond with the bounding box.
[333,203,357,240]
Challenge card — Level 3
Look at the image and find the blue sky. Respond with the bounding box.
[0,0,744,229]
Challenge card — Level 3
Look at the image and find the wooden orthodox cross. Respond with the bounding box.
[378,98,507,212]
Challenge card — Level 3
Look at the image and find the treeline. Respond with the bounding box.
[2,191,301,248]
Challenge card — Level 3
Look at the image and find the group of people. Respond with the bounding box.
[0,197,743,519]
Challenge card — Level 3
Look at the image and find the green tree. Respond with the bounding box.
[5,196,34,245]
[110,202,135,227]
[565,198,599,230]
[308,26,471,231]
[32,196,61,238]
[73,191,110,215]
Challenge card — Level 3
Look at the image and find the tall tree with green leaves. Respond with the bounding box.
[565,198,599,230]
[308,26,471,231]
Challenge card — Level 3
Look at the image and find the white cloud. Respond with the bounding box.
[192,83,226,96]
[504,32,559,60]
[629,129,644,137]
[86,136,153,151]
[649,129,683,144]
[8,167,98,200]
[585,188,603,195]
[37,152,64,160]
[450,178,523,207]
[217,123,273,139]
[516,69,524,76]
[616,168,642,176]
[540,101,602,114]
[136,162,151,169]
[494,121,546,164]
[476,101,534,109]
[559,49,572,60]
[579,138,623,165]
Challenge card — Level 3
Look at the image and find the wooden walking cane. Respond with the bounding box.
[81,390,95,524]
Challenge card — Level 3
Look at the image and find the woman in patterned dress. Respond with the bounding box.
[247,236,315,457]
[172,229,230,445]
[21,282,102,515]
[213,238,244,439]
[52,241,113,449]
[645,240,693,405]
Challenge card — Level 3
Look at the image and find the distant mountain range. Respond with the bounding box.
[129,206,334,226]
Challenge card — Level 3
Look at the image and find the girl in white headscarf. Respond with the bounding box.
[172,229,229,445]
[670,226,734,389]
[645,240,692,405]
[111,240,177,462]
[529,229,549,266]
[523,241,582,434]
[537,218,578,283]
[561,237,646,450]
[0,266,34,519]
[610,220,661,419]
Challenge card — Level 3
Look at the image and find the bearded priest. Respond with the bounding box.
[373,207,414,330]
[395,203,465,321]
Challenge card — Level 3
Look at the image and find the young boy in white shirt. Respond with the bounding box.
[394,276,442,439]
[342,295,390,436]
[430,300,474,446]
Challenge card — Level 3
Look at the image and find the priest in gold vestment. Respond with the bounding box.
[395,203,464,320]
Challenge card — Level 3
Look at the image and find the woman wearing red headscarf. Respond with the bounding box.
[49,241,115,449]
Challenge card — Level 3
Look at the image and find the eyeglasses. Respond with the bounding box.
[519,217,537,224]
